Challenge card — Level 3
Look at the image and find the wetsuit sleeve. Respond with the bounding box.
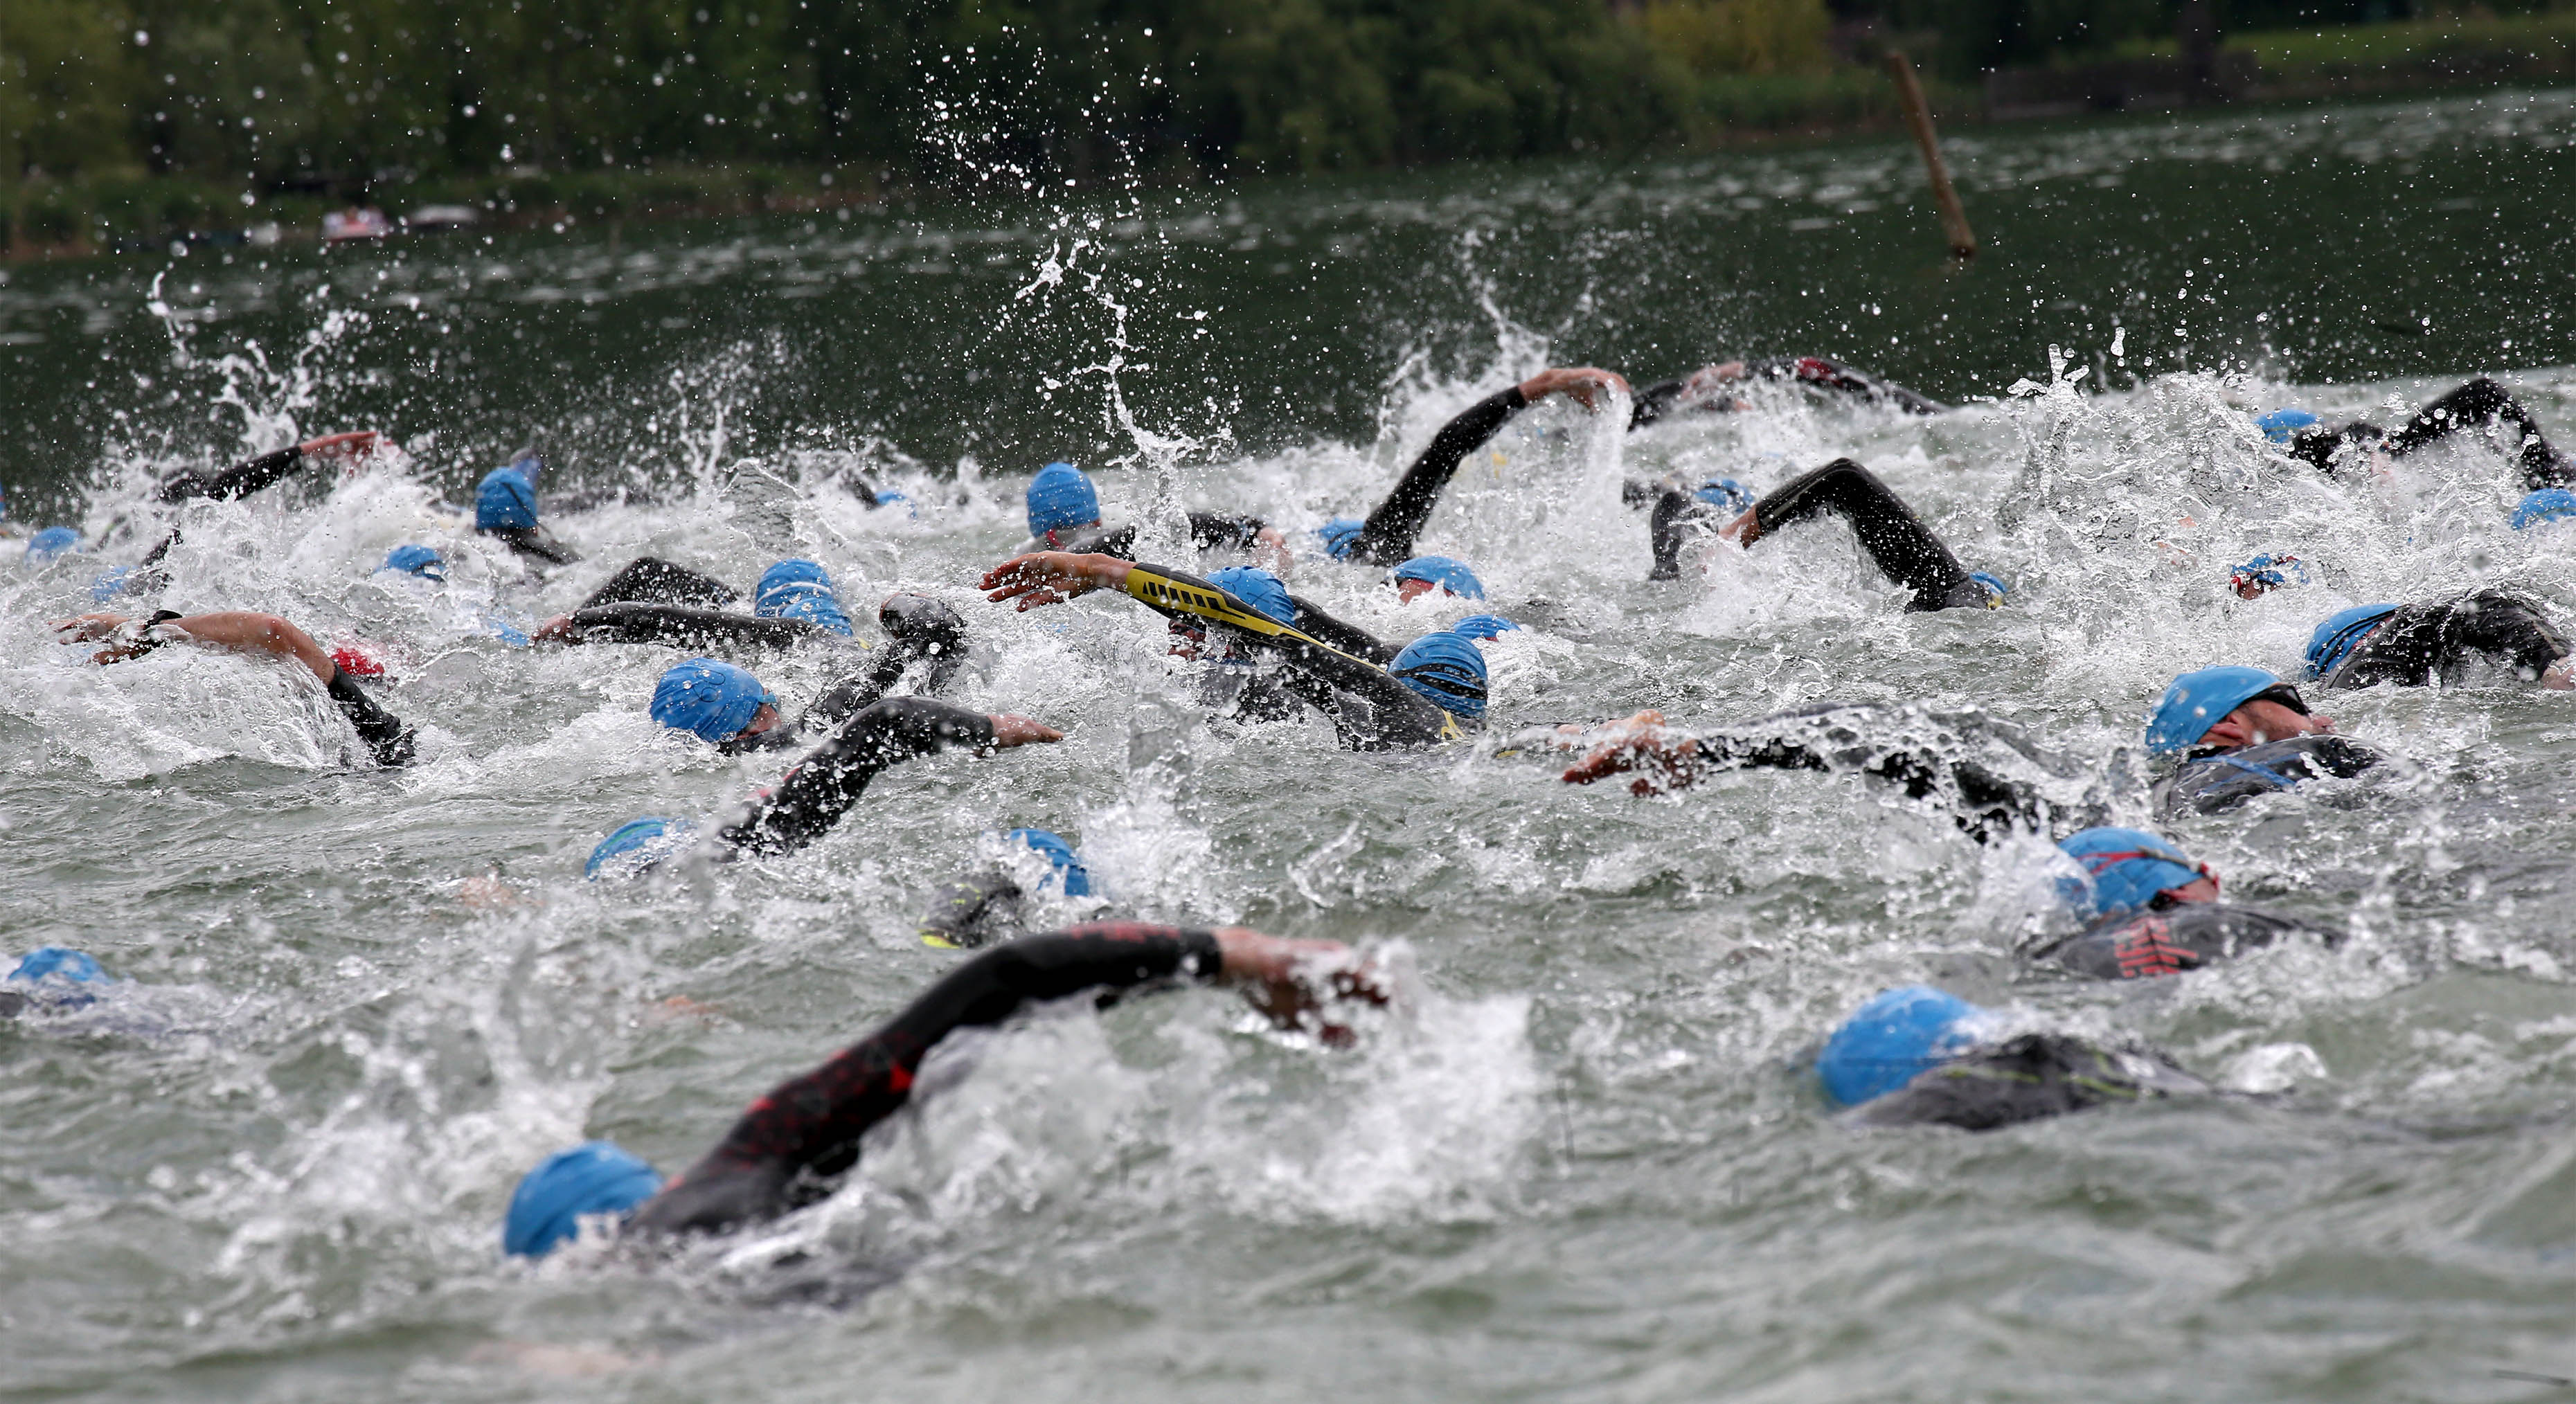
[155,446,307,504]
[2448,591,2570,677]
[324,666,417,766]
[1649,487,1724,581]
[2154,736,2381,818]
[1287,598,1395,665]
[1627,380,1693,431]
[2381,377,2572,490]
[802,596,971,728]
[1120,564,1461,746]
[1053,523,1142,559]
[1352,386,1529,566]
[1741,458,1981,612]
[1667,708,2070,843]
[564,602,825,649]
[2331,591,2568,689]
[715,698,994,858]
[626,924,1224,1236]
[580,557,741,611]
[2029,905,2338,980]
[1849,1034,2188,1131]
[485,525,580,566]
[1187,512,1268,552]
[1757,357,1948,415]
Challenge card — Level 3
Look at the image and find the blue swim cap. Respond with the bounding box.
[480,613,532,648]
[1817,986,1987,1107]
[1389,631,1489,721]
[1206,566,1295,625]
[2146,665,2290,755]
[1392,555,1485,600]
[503,1141,664,1258]
[1003,827,1093,898]
[1315,517,1366,561]
[650,658,774,742]
[1026,462,1100,538]
[1450,613,1521,641]
[2255,408,2320,444]
[476,466,539,531]
[2229,552,2309,593]
[88,566,138,602]
[1968,570,2010,606]
[8,947,112,986]
[2510,488,2576,531]
[2056,827,2211,917]
[1694,478,1753,512]
[2304,603,2401,679]
[586,816,694,878]
[26,526,79,561]
[753,559,855,637]
[382,544,447,580]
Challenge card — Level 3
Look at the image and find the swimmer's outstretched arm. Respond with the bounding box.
[155,431,384,504]
[1345,367,1629,566]
[715,698,1062,857]
[532,602,828,649]
[53,610,416,765]
[1717,458,1980,611]
[627,924,1388,1239]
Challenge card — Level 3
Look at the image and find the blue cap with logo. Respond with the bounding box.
[1026,462,1100,538]
[475,462,539,531]
[1003,827,1093,898]
[1206,566,1295,626]
[2510,488,2576,532]
[1694,478,1753,513]
[2256,408,2320,445]
[1392,555,1484,600]
[2056,827,2212,917]
[753,559,854,636]
[650,658,774,742]
[1817,986,1987,1107]
[503,1141,664,1258]
[1389,631,1489,720]
[2146,665,2294,755]
[2305,603,2401,679]
[383,544,447,580]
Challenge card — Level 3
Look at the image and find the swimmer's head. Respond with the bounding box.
[1026,462,1100,539]
[1391,555,1484,602]
[1389,631,1489,721]
[2228,552,2307,599]
[753,559,854,637]
[2510,488,2576,532]
[650,658,776,742]
[1315,517,1366,561]
[503,1141,665,1258]
[1002,827,1092,898]
[2147,665,2322,755]
[89,566,141,602]
[2303,603,2401,679]
[1450,613,1521,641]
[1968,570,2010,607]
[8,947,112,987]
[475,465,539,531]
[1694,478,1753,514]
[2255,408,2320,445]
[2055,827,2217,918]
[1206,566,1295,626]
[382,544,447,581]
[26,526,79,561]
[585,816,694,879]
[1816,986,1988,1107]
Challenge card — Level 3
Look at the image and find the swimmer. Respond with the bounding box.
[2262,377,2573,491]
[1628,356,1949,429]
[1816,986,2209,1131]
[50,609,419,766]
[475,456,580,566]
[982,551,1488,748]
[2302,591,2574,692]
[533,559,920,654]
[2511,488,2576,532]
[2028,827,2341,980]
[918,828,1095,949]
[1021,461,1287,565]
[1,947,115,1019]
[152,430,386,505]
[1697,458,2005,609]
[1316,368,1630,568]
[2145,667,2382,818]
[500,924,1386,1255]
[589,698,1063,873]
[2226,552,2309,600]
[641,600,970,755]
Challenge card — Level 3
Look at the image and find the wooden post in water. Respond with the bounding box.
[1886,51,1976,262]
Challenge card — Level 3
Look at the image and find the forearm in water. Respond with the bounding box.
[1742,459,1974,611]
[1352,386,1528,565]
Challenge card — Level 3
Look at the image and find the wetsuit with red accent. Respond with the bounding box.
[2287,377,2574,489]
[627,925,1224,1236]
[2027,903,2339,981]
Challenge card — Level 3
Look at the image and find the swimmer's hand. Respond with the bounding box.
[1216,927,1391,1048]
[1518,366,1631,411]
[298,430,383,461]
[1561,709,1706,795]
[52,612,132,644]
[1717,507,1757,545]
[985,713,1064,748]
[981,550,1131,611]
[54,611,159,664]
[530,614,578,643]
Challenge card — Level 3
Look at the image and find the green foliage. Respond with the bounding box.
[1636,0,1832,78]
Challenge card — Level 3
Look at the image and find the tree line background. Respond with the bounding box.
[1,0,2564,199]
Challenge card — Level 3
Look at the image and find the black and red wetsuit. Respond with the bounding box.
[628,925,1224,1236]
[1628,357,1948,429]
[2286,377,2574,490]
[2027,903,2338,980]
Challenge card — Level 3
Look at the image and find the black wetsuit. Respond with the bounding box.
[1850,1034,2209,1132]
[1048,512,1271,560]
[1629,357,1948,430]
[714,697,994,858]
[627,924,1224,1236]
[1118,563,1470,748]
[483,523,580,566]
[2154,735,2383,819]
[2287,377,2575,490]
[155,445,320,505]
[2322,591,2569,690]
[2028,903,2339,980]
[1613,703,2105,844]
[582,557,743,611]
[717,596,972,755]
[325,664,418,766]
[1734,459,1990,611]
